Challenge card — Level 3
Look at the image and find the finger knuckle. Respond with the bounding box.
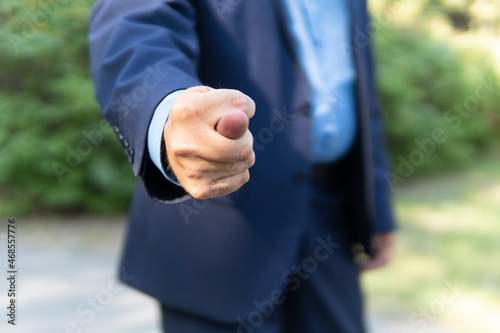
[220,163,237,177]
[190,185,211,200]
[237,144,253,161]
[248,98,256,116]
[172,99,199,121]
[241,170,250,185]
[230,92,249,110]
[248,152,256,168]
[247,130,254,145]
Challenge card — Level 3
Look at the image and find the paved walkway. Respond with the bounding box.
[0,216,449,333]
[0,216,160,333]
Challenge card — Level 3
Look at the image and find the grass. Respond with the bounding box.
[363,154,500,332]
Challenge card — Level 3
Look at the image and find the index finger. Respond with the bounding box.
[198,89,255,125]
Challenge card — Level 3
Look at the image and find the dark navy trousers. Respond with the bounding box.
[160,181,365,333]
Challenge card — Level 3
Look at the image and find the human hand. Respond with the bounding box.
[163,86,255,199]
[359,232,396,271]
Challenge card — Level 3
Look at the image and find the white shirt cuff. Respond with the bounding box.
[147,90,185,185]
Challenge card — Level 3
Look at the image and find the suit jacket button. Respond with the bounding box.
[126,147,134,163]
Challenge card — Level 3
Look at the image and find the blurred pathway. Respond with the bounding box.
[0,216,161,333]
[0,215,451,333]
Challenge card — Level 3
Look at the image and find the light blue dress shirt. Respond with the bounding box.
[148,89,183,183]
[282,0,357,163]
[148,0,357,178]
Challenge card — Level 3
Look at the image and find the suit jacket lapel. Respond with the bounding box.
[272,0,299,61]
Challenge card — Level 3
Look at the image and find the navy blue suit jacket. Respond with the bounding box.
[89,0,395,322]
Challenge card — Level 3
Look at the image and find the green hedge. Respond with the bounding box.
[0,0,498,215]
[0,0,135,215]
[374,19,500,180]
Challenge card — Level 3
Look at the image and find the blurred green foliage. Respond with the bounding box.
[0,0,499,215]
[0,0,135,215]
[371,0,500,175]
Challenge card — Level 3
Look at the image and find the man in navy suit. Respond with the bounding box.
[89,0,396,332]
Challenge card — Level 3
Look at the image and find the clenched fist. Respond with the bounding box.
[163,86,256,199]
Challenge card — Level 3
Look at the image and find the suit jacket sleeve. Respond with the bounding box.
[88,0,200,202]
[371,95,396,233]
[366,27,396,233]
[350,0,396,235]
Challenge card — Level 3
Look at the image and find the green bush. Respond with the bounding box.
[373,14,500,177]
[0,0,135,215]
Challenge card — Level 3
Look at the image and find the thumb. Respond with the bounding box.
[215,110,249,139]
